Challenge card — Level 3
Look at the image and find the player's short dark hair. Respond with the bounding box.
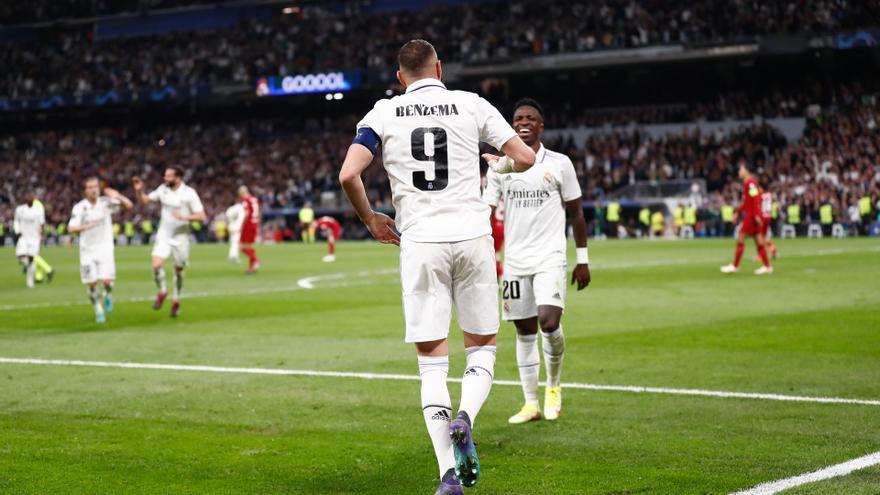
[398,39,437,75]
[82,176,100,188]
[167,166,184,178]
[514,98,545,119]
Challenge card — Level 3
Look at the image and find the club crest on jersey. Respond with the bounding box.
[395,103,459,117]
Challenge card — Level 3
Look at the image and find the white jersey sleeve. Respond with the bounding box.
[483,169,503,207]
[147,186,164,202]
[13,206,22,234]
[357,100,388,135]
[559,156,583,202]
[68,203,84,230]
[186,188,205,214]
[476,97,518,150]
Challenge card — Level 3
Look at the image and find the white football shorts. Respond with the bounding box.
[79,249,116,284]
[15,237,40,258]
[399,235,499,343]
[152,234,190,267]
[501,267,567,321]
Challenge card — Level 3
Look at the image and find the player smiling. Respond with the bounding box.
[484,98,591,424]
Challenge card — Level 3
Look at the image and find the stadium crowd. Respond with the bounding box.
[4,0,880,98]
[1,86,877,242]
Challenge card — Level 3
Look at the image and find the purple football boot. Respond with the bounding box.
[434,469,463,495]
[448,412,480,487]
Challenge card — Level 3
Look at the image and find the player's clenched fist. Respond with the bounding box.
[131,176,144,191]
[365,212,400,246]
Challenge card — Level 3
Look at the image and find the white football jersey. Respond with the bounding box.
[148,183,204,239]
[484,145,582,275]
[13,203,44,240]
[357,78,517,242]
[226,203,245,232]
[69,197,120,252]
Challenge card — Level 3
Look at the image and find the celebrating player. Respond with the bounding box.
[338,40,536,494]
[721,162,773,275]
[315,215,341,262]
[484,98,591,425]
[68,178,133,322]
[132,167,206,317]
[13,192,45,288]
[237,186,262,274]
[225,201,245,263]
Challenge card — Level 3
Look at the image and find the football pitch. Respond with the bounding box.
[1,238,879,494]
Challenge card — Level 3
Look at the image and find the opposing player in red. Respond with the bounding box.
[238,186,262,274]
[721,162,773,275]
[315,215,341,262]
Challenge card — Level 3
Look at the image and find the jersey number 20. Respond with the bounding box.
[411,127,448,191]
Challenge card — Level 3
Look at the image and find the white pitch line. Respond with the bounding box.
[730,451,880,495]
[0,269,398,312]
[1,357,878,407]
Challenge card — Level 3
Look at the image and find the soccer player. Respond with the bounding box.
[315,215,341,262]
[338,39,535,494]
[68,178,133,322]
[30,198,54,284]
[237,186,262,273]
[13,192,45,288]
[759,189,779,259]
[225,201,245,263]
[721,162,773,275]
[484,98,591,425]
[132,167,206,317]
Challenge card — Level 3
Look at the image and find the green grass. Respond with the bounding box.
[1,238,879,494]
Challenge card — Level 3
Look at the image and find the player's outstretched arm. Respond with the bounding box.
[339,144,399,246]
[131,177,152,205]
[482,136,536,174]
[104,187,134,210]
[566,198,591,291]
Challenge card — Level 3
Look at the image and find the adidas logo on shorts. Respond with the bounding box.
[464,367,479,377]
[431,409,451,421]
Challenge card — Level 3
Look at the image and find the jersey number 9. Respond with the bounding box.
[411,127,448,191]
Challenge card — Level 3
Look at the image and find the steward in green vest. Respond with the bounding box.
[0,221,5,245]
[859,196,874,236]
[721,204,735,236]
[819,203,833,236]
[124,221,135,243]
[606,200,621,238]
[639,207,650,228]
[684,206,697,226]
[141,219,154,243]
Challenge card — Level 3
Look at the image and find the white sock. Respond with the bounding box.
[26,261,35,287]
[458,345,496,427]
[542,327,565,388]
[516,333,540,406]
[154,268,167,293]
[418,355,455,477]
[87,285,103,315]
[172,270,184,301]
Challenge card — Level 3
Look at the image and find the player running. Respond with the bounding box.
[483,98,591,425]
[721,162,773,275]
[237,186,262,274]
[226,201,245,263]
[338,39,535,494]
[132,167,206,317]
[68,178,133,322]
[13,192,45,288]
[315,215,341,262]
